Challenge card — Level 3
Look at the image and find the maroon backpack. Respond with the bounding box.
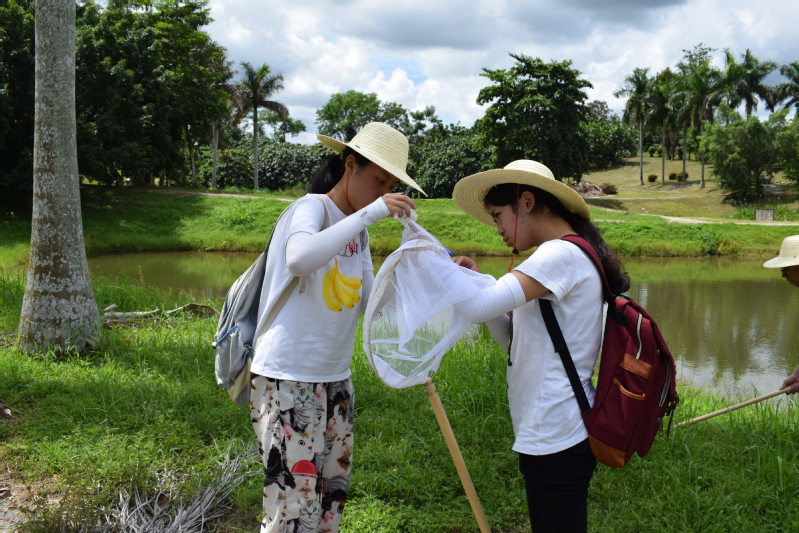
[538,235,679,468]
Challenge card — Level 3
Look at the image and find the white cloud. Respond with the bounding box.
[205,0,799,142]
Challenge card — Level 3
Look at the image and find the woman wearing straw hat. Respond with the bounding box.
[764,235,799,394]
[249,122,423,533]
[449,160,629,533]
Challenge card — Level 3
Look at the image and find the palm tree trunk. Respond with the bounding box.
[699,120,705,189]
[211,120,218,189]
[253,106,259,190]
[638,117,644,186]
[186,127,196,186]
[20,0,99,352]
[661,124,666,186]
[682,127,687,181]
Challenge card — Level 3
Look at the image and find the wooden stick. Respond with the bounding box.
[675,387,791,428]
[424,378,492,533]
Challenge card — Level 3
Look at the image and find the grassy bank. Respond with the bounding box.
[2,185,799,272]
[1,275,799,532]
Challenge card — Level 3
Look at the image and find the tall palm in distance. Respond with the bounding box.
[672,59,721,188]
[646,69,676,186]
[209,58,236,189]
[733,49,779,117]
[614,67,651,186]
[775,62,799,114]
[715,49,745,125]
[234,62,288,190]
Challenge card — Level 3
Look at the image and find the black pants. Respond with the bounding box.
[519,438,597,533]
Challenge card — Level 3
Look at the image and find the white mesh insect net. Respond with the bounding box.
[362,221,496,389]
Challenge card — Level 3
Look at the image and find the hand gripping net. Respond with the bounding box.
[362,221,496,389]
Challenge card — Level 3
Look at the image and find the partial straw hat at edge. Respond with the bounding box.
[451,159,590,226]
[763,235,799,269]
[316,122,426,196]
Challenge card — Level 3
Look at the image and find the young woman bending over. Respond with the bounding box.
[450,160,629,533]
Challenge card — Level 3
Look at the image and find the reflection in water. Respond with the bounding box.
[89,251,259,299]
[628,279,799,396]
[88,251,799,394]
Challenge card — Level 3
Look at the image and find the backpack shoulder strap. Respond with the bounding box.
[539,298,591,413]
[253,195,331,351]
[559,235,614,303]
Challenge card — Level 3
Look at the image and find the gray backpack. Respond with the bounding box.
[213,195,330,405]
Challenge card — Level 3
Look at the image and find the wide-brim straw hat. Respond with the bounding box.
[763,235,799,268]
[317,122,426,195]
[452,159,590,226]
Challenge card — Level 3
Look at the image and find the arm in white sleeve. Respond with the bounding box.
[453,273,527,324]
[359,269,374,314]
[486,314,511,353]
[285,197,389,277]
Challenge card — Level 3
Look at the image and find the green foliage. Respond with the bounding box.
[315,90,442,144]
[75,1,229,186]
[256,141,327,191]
[315,90,388,141]
[262,111,306,143]
[198,145,252,189]
[0,0,230,189]
[582,119,637,169]
[776,116,799,182]
[407,130,490,198]
[0,0,34,191]
[648,174,658,182]
[730,205,799,221]
[476,53,592,180]
[701,111,788,201]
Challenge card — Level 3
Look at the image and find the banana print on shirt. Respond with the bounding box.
[322,259,362,312]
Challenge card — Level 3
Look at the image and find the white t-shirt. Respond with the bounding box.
[509,239,603,456]
[251,195,372,382]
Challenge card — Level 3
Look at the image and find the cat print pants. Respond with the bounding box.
[250,375,354,533]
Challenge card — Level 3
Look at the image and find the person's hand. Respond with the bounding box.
[454,256,481,273]
[381,193,416,219]
[781,365,799,394]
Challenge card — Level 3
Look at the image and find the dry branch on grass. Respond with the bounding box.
[102,303,219,325]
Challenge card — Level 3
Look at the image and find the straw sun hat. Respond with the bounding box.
[763,235,799,269]
[452,159,590,226]
[317,122,426,195]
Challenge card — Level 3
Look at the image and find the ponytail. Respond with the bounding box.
[308,147,372,194]
[483,183,630,295]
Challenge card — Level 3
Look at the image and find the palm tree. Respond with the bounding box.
[614,67,651,185]
[646,69,676,186]
[714,49,745,125]
[234,62,288,190]
[775,62,799,114]
[209,59,236,189]
[20,0,99,350]
[733,49,779,117]
[672,59,721,188]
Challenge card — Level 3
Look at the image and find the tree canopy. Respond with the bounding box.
[476,53,592,180]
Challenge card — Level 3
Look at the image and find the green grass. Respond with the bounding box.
[2,276,799,532]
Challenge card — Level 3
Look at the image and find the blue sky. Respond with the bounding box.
[204,0,799,143]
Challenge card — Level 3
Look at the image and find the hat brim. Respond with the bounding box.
[452,168,591,226]
[763,256,799,268]
[317,134,426,196]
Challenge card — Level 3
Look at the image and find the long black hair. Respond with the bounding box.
[484,183,630,295]
[307,147,372,194]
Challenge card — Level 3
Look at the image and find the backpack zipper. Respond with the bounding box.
[659,350,671,407]
[635,313,643,359]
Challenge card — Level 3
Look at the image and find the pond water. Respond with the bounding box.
[88,252,799,396]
